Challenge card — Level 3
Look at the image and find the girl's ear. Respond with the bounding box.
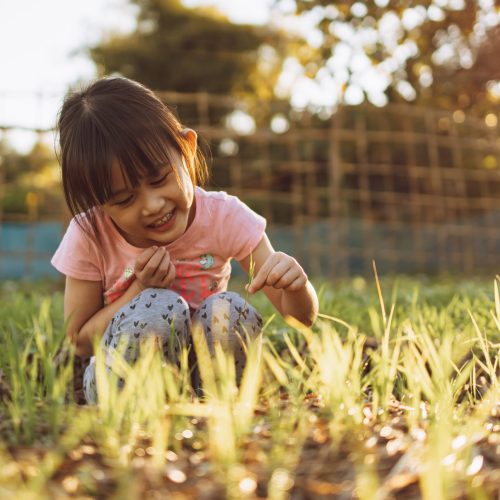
[181,128,197,155]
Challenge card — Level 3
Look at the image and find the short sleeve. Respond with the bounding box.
[51,218,102,281]
[218,195,266,261]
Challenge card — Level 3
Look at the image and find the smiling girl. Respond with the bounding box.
[51,77,318,404]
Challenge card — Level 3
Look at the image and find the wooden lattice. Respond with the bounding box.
[1,93,499,278]
[158,92,500,277]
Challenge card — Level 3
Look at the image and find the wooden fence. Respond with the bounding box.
[159,92,500,277]
[1,93,499,279]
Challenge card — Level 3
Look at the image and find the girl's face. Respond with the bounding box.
[101,148,195,248]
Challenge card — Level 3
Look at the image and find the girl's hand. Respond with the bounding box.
[134,246,176,290]
[246,251,308,294]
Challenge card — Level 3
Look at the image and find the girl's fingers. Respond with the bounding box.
[284,273,308,291]
[248,253,302,293]
[273,267,301,289]
[161,262,176,285]
[142,247,166,276]
[155,249,171,275]
[248,256,277,293]
[160,260,173,280]
[264,261,292,287]
[134,246,158,272]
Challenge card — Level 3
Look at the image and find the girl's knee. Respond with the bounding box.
[116,288,189,327]
[190,292,264,391]
[135,288,190,313]
[104,288,190,355]
[194,291,263,348]
[214,291,263,330]
[201,290,252,312]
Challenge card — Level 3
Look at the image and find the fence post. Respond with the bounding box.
[328,107,346,279]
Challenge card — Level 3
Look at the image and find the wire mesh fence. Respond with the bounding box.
[1,91,499,279]
[163,92,500,277]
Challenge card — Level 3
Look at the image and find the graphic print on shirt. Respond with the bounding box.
[123,266,134,279]
[104,264,135,305]
[199,254,214,269]
[104,254,222,306]
[173,254,221,305]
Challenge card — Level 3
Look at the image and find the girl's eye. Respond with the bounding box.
[150,172,170,186]
[115,195,133,206]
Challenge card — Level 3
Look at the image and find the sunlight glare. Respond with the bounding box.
[270,114,290,134]
[428,5,446,22]
[226,110,256,135]
[239,476,257,493]
[402,7,427,30]
[344,85,364,105]
[351,3,368,18]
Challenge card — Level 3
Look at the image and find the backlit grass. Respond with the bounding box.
[0,275,498,499]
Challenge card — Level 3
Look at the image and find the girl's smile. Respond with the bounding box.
[147,207,176,230]
[102,154,195,248]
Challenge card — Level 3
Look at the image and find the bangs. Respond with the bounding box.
[108,131,180,201]
[61,105,181,214]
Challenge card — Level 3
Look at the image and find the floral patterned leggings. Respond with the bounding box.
[83,289,263,404]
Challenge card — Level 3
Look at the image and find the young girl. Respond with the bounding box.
[51,77,318,404]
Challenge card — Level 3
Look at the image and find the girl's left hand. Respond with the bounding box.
[246,251,308,294]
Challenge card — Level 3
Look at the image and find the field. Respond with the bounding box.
[0,275,498,499]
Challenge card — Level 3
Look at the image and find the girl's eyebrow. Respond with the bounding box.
[155,163,173,172]
[109,186,131,199]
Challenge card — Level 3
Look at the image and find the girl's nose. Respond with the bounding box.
[141,191,165,216]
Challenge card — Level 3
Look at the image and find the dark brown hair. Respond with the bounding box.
[57,76,208,237]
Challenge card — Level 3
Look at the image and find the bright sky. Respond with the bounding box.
[0,0,273,152]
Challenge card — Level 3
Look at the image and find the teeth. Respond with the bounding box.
[151,210,173,227]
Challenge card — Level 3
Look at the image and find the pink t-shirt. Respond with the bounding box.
[51,187,266,309]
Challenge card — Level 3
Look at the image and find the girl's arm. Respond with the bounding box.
[64,276,143,358]
[238,234,319,327]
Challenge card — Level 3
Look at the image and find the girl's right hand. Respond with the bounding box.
[133,246,176,290]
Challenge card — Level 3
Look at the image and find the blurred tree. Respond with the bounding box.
[0,141,32,184]
[272,0,500,113]
[90,0,283,98]
[0,141,63,217]
[438,23,500,113]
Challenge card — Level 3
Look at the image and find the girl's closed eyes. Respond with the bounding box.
[150,172,170,186]
[149,165,174,185]
[111,168,173,206]
[114,196,134,207]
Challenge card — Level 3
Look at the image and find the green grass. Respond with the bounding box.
[0,276,498,499]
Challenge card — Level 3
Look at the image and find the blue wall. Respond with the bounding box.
[0,222,63,279]
[1,216,499,280]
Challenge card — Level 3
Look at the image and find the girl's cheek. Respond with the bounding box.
[181,177,195,205]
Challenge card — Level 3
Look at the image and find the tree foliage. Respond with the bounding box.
[0,141,63,217]
[273,0,500,112]
[90,0,281,97]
